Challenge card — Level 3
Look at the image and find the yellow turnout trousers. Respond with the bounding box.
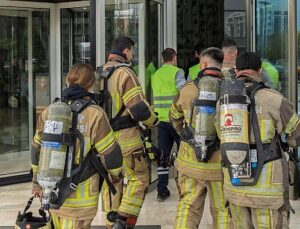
[103,181,123,226]
[51,212,93,229]
[103,154,149,224]
[230,203,289,229]
[175,173,230,229]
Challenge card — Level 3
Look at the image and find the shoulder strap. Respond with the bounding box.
[70,99,94,113]
[96,63,131,81]
[95,63,131,115]
[65,99,93,178]
[247,82,270,185]
[111,105,126,122]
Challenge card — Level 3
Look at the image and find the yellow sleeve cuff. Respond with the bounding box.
[108,167,122,178]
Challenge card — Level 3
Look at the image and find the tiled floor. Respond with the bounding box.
[1,179,300,228]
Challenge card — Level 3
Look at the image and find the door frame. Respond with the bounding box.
[55,1,90,93]
[0,1,55,185]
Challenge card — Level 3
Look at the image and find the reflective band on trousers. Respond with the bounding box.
[157,167,169,175]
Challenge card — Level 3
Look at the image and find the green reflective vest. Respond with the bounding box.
[189,63,201,80]
[146,62,157,90]
[262,60,279,90]
[151,64,179,122]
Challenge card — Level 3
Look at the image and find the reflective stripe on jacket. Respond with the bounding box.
[104,55,158,155]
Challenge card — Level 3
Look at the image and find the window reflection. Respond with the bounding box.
[61,7,90,90]
[105,0,143,68]
[256,0,288,94]
[0,9,50,178]
[297,0,300,114]
[224,0,246,52]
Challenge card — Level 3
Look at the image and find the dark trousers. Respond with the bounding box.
[157,121,180,193]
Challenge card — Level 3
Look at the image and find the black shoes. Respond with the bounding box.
[112,219,135,229]
[157,189,170,202]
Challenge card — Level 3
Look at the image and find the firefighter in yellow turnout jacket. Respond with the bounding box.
[170,48,230,229]
[31,63,123,228]
[101,37,158,229]
[215,52,300,229]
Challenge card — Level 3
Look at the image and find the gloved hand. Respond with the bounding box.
[32,182,43,198]
[110,170,124,185]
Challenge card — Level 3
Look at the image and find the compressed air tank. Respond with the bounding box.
[219,80,250,185]
[194,76,220,148]
[37,101,72,190]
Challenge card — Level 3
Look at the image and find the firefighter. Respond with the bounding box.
[221,39,274,88]
[170,47,231,229]
[102,36,159,229]
[216,52,300,229]
[151,48,184,202]
[31,63,123,228]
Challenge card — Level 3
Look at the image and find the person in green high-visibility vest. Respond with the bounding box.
[185,44,203,80]
[262,59,279,91]
[151,48,186,202]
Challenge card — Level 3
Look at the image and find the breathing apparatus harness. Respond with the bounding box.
[220,76,297,213]
[180,67,223,162]
[95,64,138,131]
[41,98,116,210]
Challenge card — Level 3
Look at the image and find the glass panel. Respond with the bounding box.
[255,0,288,93]
[176,0,224,69]
[146,0,163,183]
[61,7,90,90]
[0,8,50,178]
[297,0,300,114]
[146,1,163,100]
[105,0,144,76]
[224,0,246,52]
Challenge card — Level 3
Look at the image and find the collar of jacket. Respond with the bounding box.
[62,84,95,101]
[200,67,224,79]
[108,51,128,63]
[236,69,262,83]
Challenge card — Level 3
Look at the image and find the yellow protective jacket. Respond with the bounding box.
[215,73,300,209]
[104,54,158,156]
[169,69,224,180]
[31,99,122,220]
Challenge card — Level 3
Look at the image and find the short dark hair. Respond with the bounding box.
[236,52,262,71]
[112,36,135,52]
[194,43,203,55]
[201,47,224,64]
[222,39,237,48]
[162,48,176,62]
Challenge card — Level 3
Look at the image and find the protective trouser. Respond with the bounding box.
[230,203,289,229]
[103,154,149,219]
[157,121,180,193]
[51,212,93,229]
[103,181,123,227]
[175,173,230,229]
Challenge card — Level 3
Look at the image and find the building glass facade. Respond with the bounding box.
[0,7,50,183]
[255,0,288,94]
